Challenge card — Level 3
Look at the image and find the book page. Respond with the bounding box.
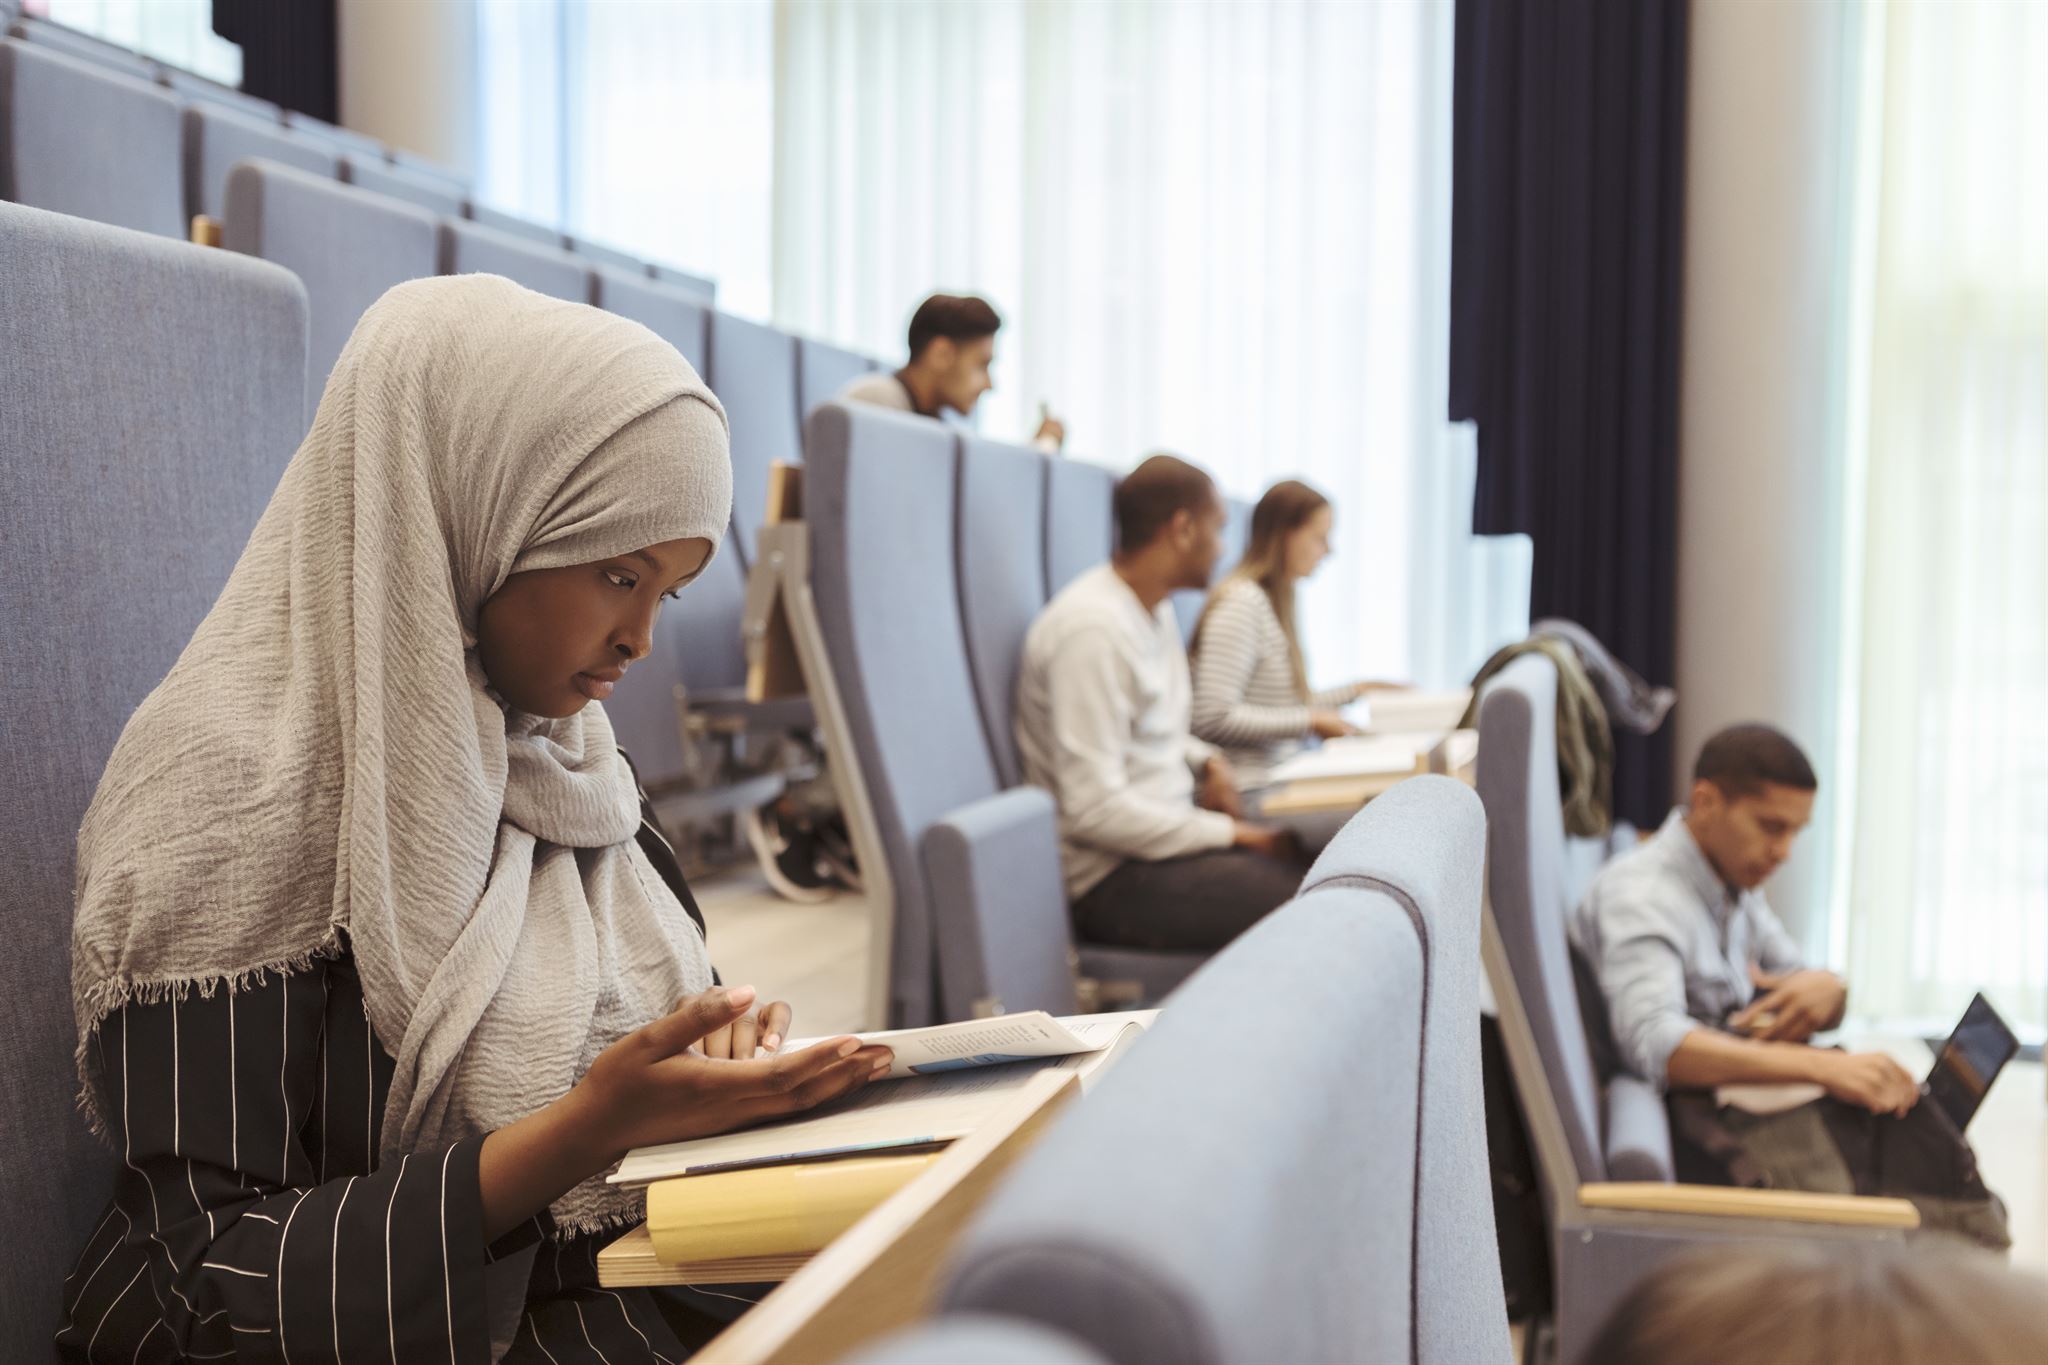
[784,1008,1155,1080]
[610,1012,1157,1184]
[1269,735,1420,784]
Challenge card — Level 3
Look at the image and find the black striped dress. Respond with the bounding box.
[57,814,751,1364]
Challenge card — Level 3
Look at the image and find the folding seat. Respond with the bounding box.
[1043,458,1117,598]
[799,335,877,419]
[223,159,438,426]
[0,198,308,1358]
[708,310,805,569]
[649,259,717,302]
[7,13,155,81]
[565,233,642,272]
[464,198,564,245]
[439,216,594,304]
[943,777,1510,1365]
[183,102,336,223]
[159,65,279,122]
[339,152,466,218]
[0,37,182,238]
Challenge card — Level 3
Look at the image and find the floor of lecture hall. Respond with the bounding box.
[695,864,870,1036]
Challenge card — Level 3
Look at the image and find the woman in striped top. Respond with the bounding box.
[1189,480,1376,789]
[59,278,892,1363]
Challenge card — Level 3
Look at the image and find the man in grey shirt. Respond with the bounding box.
[1572,725,1921,1115]
[840,293,1065,450]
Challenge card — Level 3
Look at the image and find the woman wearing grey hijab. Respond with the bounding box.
[60,276,892,1363]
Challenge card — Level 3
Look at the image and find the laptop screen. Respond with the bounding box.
[1925,992,2019,1132]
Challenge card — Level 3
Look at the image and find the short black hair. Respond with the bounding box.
[907,294,1002,360]
[1694,724,1818,798]
[1114,454,1216,552]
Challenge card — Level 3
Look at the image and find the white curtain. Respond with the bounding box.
[472,0,1527,687]
[1840,0,2048,1030]
[772,0,1527,688]
[476,0,779,319]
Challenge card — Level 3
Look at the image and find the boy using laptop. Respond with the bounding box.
[1573,724,2008,1245]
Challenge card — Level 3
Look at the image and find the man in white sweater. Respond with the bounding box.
[1015,455,1302,951]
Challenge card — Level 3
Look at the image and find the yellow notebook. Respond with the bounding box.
[645,1152,943,1264]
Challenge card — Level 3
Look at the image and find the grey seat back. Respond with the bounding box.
[1,38,182,238]
[709,309,803,569]
[799,336,876,419]
[339,153,466,218]
[159,66,279,122]
[956,433,1051,786]
[464,199,563,245]
[0,200,308,1358]
[223,159,438,428]
[945,778,1496,1365]
[281,108,386,161]
[439,217,593,303]
[1301,776,1510,1363]
[1044,457,1116,597]
[183,104,337,222]
[649,260,717,302]
[806,402,1003,1026]
[8,15,155,80]
[1476,652,1607,1181]
[566,234,641,272]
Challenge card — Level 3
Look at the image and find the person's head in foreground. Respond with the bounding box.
[1582,1241,2048,1365]
[1686,723,1818,891]
[1113,453,1226,593]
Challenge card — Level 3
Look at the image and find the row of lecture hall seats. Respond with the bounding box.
[3,12,1912,1359]
[0,196,1510,1363]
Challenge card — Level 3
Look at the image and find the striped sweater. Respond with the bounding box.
[1190,579,1359,787]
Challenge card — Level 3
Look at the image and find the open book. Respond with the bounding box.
[609,1010,1155,1185]
[1345,687,1473,735]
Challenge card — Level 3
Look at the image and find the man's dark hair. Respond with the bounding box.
[1114,454,1216,552]
[907,294,1002,359]
[1694,724,1818,798]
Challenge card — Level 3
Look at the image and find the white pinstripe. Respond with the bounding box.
[89,1263,149,1363]
[332,1173,359,1360]
[385,1153,411,1364]
[276,1187,310,1364]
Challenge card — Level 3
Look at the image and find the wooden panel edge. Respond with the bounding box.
[1578,1182,1921,1228]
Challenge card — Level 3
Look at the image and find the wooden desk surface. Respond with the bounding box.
[1258,729,1478,816]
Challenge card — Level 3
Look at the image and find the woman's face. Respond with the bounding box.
[1284,505,1334,581]
[477,537,713,718]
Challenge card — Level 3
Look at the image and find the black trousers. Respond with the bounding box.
[1071,847,1303,953]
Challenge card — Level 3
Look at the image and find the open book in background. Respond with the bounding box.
[610,1010,1155,1186]
[1344,687,1473,736]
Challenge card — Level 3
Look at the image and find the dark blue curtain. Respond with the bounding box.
[1448,0,1690,827]
[213,0,337,120]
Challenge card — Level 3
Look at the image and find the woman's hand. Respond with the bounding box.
[566,985,891,1165]
[478,985,890,1239]
[1309,710,1360,740]
[699,997,795,1059]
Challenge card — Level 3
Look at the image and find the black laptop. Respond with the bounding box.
[1923,992,2019,1133]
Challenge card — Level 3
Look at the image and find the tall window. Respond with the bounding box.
[476,0,777,319]
[1839,0,2048,1031]
[36,0,242,84]
[476,0,1528,688]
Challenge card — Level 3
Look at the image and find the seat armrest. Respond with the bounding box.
[922,787,1079,1018]
[1577,1182,1920,1228]
[1601,1073,1675,1182]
